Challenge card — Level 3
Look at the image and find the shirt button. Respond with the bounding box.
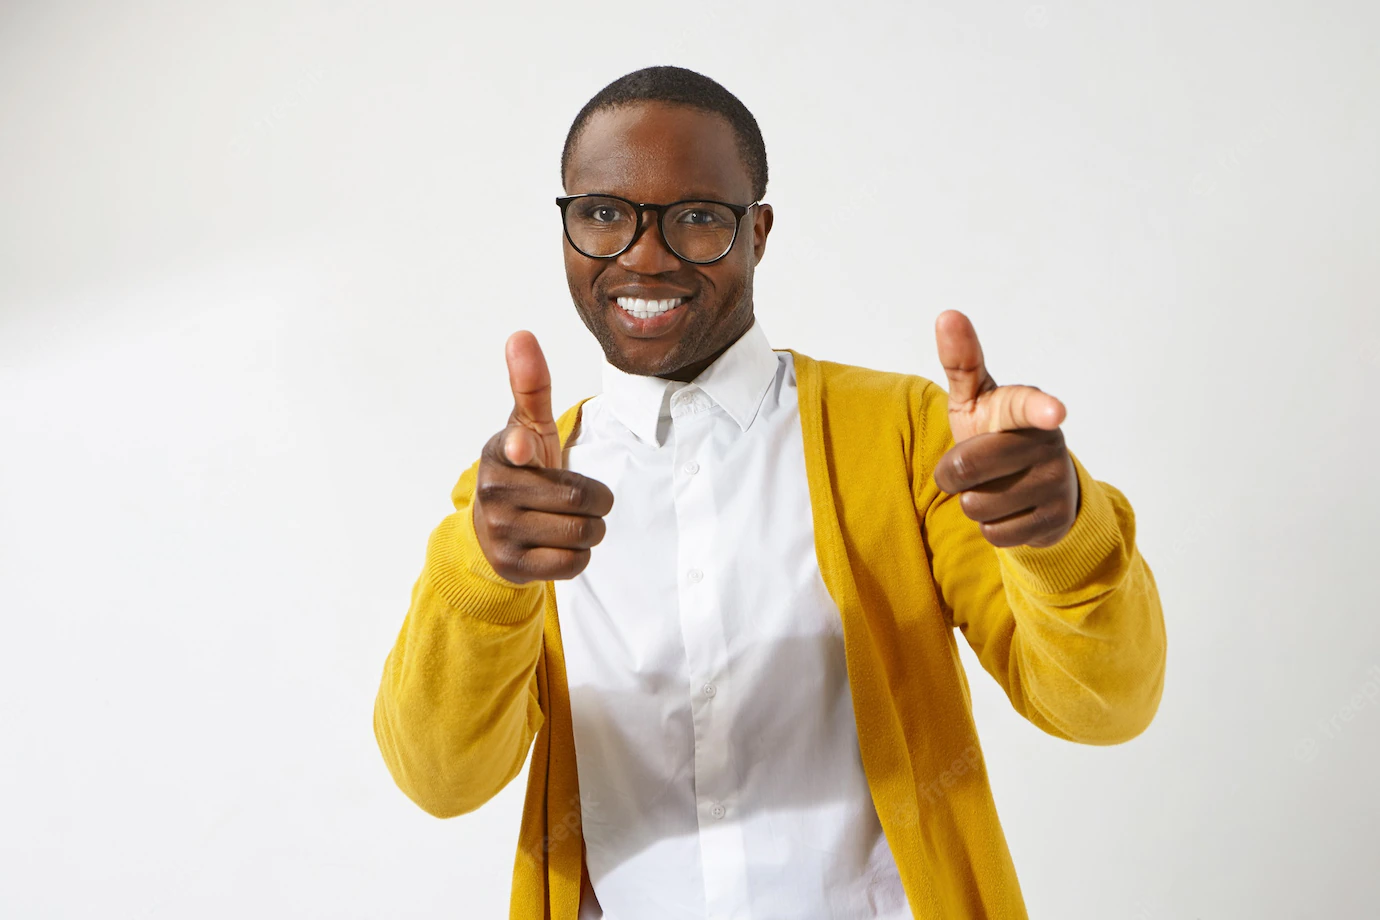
[711,803,726,819]
[683,460,700,475]
[702,682,717,697]
[686,568,703,584]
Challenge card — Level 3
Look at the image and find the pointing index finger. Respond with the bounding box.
[982,384,1067,433]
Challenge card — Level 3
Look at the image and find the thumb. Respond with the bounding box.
[507,330,554,424]
[504,330,562,468]
[935,310,995,407]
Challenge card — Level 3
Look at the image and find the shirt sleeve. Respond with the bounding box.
[373,457,548,817]
[911,379,1167,744]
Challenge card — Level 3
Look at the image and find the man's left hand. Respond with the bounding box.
[932,310,1080,549]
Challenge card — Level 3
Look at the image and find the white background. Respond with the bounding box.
[2,1,1377,917]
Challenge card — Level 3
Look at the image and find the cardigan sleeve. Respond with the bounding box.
[912,379,1167,744]
[373,456,548,817]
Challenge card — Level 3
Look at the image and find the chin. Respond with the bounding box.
[606,343,680,377]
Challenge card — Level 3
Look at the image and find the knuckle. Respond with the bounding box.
[487,508,515,540]
[959,490,978,517]
[514,547,542,577]
[563,516,590,544]
[554,470,600,513]
[475,475,507,505]
[981,521,1015,548]
[951,452,972,485]
[1038,459,1065,488]
[564,483,589,512]
[559,549,591,579]
[584,479,614,514]
[494,544,525,578]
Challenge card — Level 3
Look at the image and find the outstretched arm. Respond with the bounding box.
[373,456,549,817]
[912,311,1166,744]
[373,332,610,816]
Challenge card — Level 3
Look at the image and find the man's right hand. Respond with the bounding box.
[473,330,614,584]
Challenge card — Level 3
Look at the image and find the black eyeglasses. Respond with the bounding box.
[556,193,758,265]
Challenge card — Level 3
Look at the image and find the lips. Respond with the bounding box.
[607,293,691,336]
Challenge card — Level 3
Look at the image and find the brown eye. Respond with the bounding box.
[577,204,626,223]
[676,208,729,227]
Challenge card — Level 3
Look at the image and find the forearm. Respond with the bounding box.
[934,453,1167,744]
[911,368,1167,744]
[373,462,548,817]
[998,458,1166,742]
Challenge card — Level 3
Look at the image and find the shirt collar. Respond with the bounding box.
[600,318,779,447]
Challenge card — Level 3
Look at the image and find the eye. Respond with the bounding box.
[678,209,727,226]
[573,202,629,223]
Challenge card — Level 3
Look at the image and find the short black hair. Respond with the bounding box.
[560,65,768,201]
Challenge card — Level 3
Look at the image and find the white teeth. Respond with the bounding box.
[616,296,686,317]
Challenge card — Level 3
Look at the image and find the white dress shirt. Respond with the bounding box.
[555,318,910,920]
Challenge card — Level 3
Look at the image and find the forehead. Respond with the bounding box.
[564,102,752,203]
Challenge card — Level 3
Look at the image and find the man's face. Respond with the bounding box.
[562,102,774,380]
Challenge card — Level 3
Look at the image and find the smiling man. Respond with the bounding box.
[374,66,1167,919]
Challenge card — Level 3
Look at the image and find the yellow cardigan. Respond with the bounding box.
[373,349,1167,919]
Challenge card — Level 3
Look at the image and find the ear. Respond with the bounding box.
[751,203,774,266]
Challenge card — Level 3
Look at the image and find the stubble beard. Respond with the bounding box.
[572,271,754,379]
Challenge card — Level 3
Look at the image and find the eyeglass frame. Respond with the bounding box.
[555,193,760,265]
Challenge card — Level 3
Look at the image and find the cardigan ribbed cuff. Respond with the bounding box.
[422,505,546,626]
[997,451,1127,596]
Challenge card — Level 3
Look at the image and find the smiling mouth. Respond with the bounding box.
[614,295,688,320]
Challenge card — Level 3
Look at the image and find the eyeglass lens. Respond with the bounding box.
[564,197,740,262]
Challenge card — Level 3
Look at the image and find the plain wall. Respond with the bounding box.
[2,1,1377,917]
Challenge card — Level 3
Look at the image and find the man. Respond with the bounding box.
[374,65,1166,919]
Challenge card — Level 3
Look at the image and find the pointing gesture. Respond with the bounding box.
[473,331,615,583]
[932,310,1080,549]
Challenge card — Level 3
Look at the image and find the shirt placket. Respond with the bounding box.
[669,386,752,920]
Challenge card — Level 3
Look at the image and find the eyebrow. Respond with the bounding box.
[578,190,743,203]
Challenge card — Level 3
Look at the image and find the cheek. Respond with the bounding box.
[701,261,749,310]
[563,250,598,296]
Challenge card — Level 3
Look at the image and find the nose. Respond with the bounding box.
[616,211,682,275]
